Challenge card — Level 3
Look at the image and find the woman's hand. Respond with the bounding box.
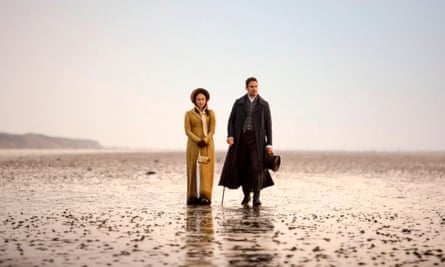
[227,137,234,146]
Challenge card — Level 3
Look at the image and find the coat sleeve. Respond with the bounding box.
[204,110,216,144]
[184,112,201,143]
[264,102,272,146]
[227,101,237,138]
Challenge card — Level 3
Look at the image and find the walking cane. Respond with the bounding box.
[221,186,225,205]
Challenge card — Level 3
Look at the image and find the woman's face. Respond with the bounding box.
[195,93,207,109]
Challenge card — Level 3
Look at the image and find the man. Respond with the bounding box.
[219,77,274,206]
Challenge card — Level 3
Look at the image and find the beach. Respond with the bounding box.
[0,150,444,266]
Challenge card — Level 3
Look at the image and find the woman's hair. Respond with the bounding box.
[245,77,258,88]
[190,88,210,104]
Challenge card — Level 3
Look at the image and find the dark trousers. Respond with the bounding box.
[238,130,263,195]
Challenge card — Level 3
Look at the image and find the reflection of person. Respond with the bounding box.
[219,77,274,206]
[185,206,214,265]
[185,88,216,205]
[220,207,275,265]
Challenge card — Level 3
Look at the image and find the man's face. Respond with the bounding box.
[246,81,258,97]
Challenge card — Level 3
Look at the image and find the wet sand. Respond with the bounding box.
[0,150,444,266]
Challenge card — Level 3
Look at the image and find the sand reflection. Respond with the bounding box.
[1,151,444,266]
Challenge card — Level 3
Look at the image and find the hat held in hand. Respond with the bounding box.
[265,154,281,172]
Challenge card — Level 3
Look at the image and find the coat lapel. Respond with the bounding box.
[254,95,263,112]
[240,94,249,113]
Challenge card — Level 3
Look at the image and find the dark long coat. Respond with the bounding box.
[219,94,274,189]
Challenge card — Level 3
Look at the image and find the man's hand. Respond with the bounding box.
[266,146,273,155]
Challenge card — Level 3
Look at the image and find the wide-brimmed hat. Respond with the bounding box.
[190,88,210,104]
[265,154,281,172]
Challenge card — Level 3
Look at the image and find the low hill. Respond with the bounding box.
[0,132,102,149]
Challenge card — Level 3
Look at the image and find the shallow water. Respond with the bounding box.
[0,150,444,266]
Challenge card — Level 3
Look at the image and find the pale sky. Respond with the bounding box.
[1,0,444,151]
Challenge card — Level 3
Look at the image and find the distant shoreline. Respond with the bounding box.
[1,149,444,156]
[0,132,102,149]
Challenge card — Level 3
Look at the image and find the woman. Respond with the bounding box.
[185,88,216,205]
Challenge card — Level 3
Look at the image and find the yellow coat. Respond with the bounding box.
[184,108,216,202]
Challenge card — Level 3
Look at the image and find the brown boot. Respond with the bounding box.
[187,197,199,205]
[241,194,251,205]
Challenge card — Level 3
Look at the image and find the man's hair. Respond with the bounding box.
[245,77,258,88]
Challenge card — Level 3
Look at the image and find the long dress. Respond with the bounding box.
[184,107,216,202]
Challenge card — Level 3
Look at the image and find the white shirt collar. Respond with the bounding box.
[248,95,257,102]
